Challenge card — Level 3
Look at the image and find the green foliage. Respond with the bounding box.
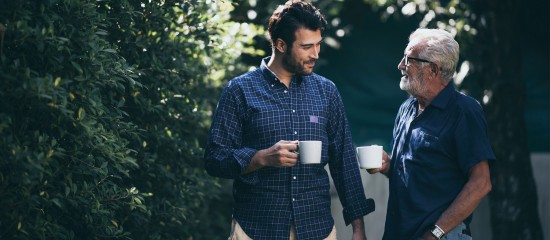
[0,0,261,239]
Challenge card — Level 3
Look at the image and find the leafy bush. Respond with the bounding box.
[0,0,261,239]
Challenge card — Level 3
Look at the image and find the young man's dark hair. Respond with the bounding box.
[267,0,328,50]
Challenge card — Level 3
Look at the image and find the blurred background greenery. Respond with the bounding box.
[0,0,547,239]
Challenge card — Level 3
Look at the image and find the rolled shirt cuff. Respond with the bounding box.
[343,198,375,225]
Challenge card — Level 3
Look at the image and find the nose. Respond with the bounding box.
[310,45,320,59]
[398,56,406,70]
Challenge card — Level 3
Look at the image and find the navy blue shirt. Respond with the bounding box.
[383,84,495,240]
[204,57,374,240]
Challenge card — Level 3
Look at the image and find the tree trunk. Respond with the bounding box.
[474,0,544,239]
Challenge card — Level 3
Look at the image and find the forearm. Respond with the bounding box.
[351,217,367,240]
[436,181,487,232]
[241,149,265,174]
[434,161,491,233]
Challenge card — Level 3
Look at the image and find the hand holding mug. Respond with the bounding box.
[367,150,390,175]
[257,140,299,167]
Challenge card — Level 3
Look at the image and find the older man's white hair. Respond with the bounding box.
[408,28,460,82]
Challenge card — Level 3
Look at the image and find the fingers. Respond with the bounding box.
[269,154,298,167]
[281,150,299,162]
[263,141,300,167]
[366,167,382,174]
[279,156,298,167]
[281,141,299,166]
[382,151,390,161]
[276,140,299,152]
[367,152,390,174]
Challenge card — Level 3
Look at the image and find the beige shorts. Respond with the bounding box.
[228,219,337,240]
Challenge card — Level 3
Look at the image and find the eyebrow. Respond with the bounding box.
[300,39,323,47]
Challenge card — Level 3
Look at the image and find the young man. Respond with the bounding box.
[368,28,495,240]
[204,1,374,239]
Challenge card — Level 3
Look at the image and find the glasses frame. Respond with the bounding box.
[403,55,433,66]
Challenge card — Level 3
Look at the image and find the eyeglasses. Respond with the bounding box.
[403,55,433,65]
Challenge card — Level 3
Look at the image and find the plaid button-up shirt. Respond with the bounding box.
[204,57,374,240]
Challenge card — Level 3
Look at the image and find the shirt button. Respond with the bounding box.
[271,84,274,87]
[292,110,296,113]
[293,176,297,180]
[284,90,288,93]
[292,198,296,201]
[294,131,297,134]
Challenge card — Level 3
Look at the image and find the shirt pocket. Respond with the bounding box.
[301,114,327,141]
[409,128,443,159]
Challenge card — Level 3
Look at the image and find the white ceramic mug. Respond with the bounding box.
[356,145,383,169]
[298,141,322,164]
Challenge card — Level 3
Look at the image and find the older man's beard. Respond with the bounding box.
[400,71,428,97]
[282,49,314,76]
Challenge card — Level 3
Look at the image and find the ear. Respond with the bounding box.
[430,63,439,77]
[275,39,287,53]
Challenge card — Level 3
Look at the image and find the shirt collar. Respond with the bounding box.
[260,57,279,84]
[260,57,304,85]
[428,83,455,110]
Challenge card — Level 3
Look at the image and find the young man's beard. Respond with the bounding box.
[282,47,314,76]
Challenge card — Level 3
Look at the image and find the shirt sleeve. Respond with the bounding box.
[203,82,259,185]
[326,83,375,225]
[454,101,496,174]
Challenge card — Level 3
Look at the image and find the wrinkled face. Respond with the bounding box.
[282,28,322,76]
[398,45,429,97]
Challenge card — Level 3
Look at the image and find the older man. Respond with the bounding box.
[369,28,495,240]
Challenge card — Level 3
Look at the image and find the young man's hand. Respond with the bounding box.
[243,140,299,174]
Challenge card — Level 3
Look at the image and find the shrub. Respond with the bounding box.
[0,0,261,239]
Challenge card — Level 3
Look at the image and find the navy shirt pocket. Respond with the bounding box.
[301,114,327,140]
[410,129,441,157]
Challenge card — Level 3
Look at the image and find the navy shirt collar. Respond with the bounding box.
[423,83,455,110]
[260,57,304,86]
